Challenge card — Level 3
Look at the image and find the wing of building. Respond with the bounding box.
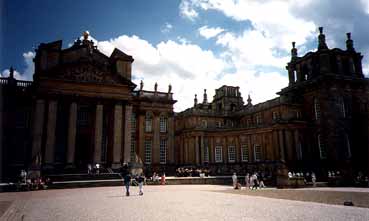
[1,28,369,183]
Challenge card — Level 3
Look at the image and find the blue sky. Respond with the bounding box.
[2,0,369,111]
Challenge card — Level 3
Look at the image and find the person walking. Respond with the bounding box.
[124,172,132,196]
[137,173,145,196]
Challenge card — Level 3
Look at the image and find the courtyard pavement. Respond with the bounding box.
[1,185,369,220]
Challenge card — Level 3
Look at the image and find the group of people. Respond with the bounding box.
[17,169,49,191]
[121,166,146,196]
[232,172,266,190]
[151,172,166,185]
[288,171,317,186]
[176,167,210,177]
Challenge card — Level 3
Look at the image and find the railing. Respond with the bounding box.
[136,90,173,100]
[0,77,33,87]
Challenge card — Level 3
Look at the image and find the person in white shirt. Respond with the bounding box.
[232,172,237,189]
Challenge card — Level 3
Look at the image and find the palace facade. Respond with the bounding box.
[1,28,369,181]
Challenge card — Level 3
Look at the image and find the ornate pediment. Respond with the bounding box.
[52,63,132,86]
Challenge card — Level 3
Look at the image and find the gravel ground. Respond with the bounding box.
[221,187,369,208]
[1,185,369,221]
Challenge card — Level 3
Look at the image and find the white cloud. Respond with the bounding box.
[161,22,173,33]
[198,26,225,39]
[179,0,199,20]
[1,51,35,81]
[96,34,228,111]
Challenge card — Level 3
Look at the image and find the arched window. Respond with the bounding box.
[159,115,168,133]
[145,112,152,132]
[314,98,320,120]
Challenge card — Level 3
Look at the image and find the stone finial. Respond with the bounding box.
[140,80,144,90]
[154,82,158,92]
[83,31,90,41]
[291,42,298,59]
[203,89,208,104]
[194,94,198,106]
[9,66,14,79]
[346,32,355,51]
[168,84,172,93]
[247,94,252,106]
[318,27,328,50]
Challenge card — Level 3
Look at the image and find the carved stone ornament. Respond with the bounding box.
[57,64,118,84]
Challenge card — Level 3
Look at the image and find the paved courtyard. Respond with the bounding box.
[1,185,369,220]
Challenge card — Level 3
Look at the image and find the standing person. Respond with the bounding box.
[252,173,259,190]
[311,172,317,187]
[232,172,238,189]
[245,173,250,189]
[137,173,145,196]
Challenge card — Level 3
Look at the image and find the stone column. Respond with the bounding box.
[285,130,294,161]
[31,99,45,168]
[195,136,200,165]
[44,100,58,167]
[123,105,132,164]
[278,130,285,161]
[112,103,122,168]
[66,102,77,166]
[94,103,103,164]
[200,136,204,164]
[138,114,145,164]
[294,130,301,160]
[153,114,160,164]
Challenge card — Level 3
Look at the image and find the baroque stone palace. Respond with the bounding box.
[1,28,369,181]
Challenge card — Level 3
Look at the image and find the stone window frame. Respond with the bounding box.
[215,145,223,163]
[228,145,236,163]
[317,134,327,159]
[256,114,262,125]
[159,114,168,133]
[145,112,153,133]
[253,144,262,162]
[202,120,208,128]
[144,139,152,164]
[241,144,249,162]
[272,111,279,120]
[314,98,321,121]
[159,138,167,164]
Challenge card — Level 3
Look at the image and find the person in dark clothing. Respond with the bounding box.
[124,173,131,196]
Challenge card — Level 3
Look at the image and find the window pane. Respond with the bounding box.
[160,139,167,164]
[241,144,249,162]
[215,146,223,162]
[228,146,236,162]
[144,139,152,164]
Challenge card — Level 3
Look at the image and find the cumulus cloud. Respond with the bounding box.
[179,0,199,20]
[198,26,225,39]
[161,22,173,33]
[1,51,35,80]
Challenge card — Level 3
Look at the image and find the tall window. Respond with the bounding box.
[341,97,346,118]
[130,135,136,162]
[246,119,251,127]
[145,112,152,132]
[272,112,279,120]
[318,134,327,159]
[160,115,168,133]
[254,144,261,161]
[144,139,152,164]
[160,139,167,164]
[345,133,352,159]
[296,142,302,160]
[241,144,249,162]
[204,146,209,163]
[131,113,136,132]
[215,146,223,162]
[228,145,236,162]
[314,98,320,120]
[256,114,262,125]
